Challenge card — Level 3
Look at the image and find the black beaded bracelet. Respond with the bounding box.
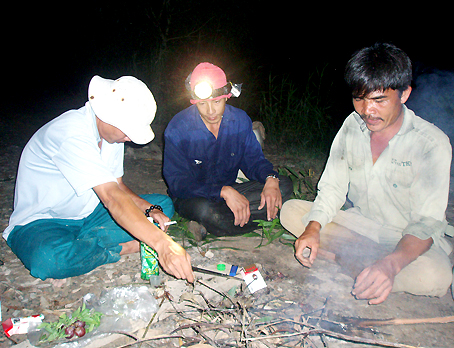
[145,204,163,217]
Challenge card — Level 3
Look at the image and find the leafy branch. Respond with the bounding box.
[279,166,317,200]
[250,217,296,248]
[38,302,102,344]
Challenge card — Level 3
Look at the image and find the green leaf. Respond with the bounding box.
[280,233,296,241]
[268,218,280,230]
[72,311,81,323]
[255,315,274,323]
[241,232,261,237]
[265,229,286,245]
[227,285,238,298]
[284,166,300,178]
[88,322,95,333]
[252,217,290,248]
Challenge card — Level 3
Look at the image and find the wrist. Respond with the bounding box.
[145,204,163,217]
[265,174,279,182]
[220,185,232,199]
[382,253,405,276]
[305,221,321,234]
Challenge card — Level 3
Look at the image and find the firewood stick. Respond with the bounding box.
[317,248,336,261]
[246,328,421,348]
[354,315,454,327]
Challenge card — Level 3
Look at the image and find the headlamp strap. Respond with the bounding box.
[185,70,242,99]
[189,82,242,100]
[230,82,242,97]
[185,73,192,92]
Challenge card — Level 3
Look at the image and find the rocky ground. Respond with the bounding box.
[1,125,454,348]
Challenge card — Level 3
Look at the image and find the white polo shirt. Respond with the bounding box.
[3,102,124,241]
[308,105,452,246]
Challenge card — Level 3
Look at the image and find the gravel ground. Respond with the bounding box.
[1,129,454,348]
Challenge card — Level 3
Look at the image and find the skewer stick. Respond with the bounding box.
[353,315,454,328]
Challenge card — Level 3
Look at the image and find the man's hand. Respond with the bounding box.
[220,186,250,226]
[154,235,194,283]
[294,221,321,268]
[94,181,194,282]
[147,209,171,232]
[352,234,433,305]
[352,257,396,304]
[258,176,282,221]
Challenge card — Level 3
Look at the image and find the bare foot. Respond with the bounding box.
[49,278,67,288]
[120,240,140,255]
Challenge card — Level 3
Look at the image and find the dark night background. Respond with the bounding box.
[3,2,452,147]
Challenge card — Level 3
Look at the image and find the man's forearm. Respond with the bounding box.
[117,178,150,212]
[96,182,168,248]
[385,234,433,275]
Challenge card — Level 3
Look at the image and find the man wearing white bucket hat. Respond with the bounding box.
[3,75,194,284]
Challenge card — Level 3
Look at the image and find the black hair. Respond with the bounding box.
[344,42,412,97]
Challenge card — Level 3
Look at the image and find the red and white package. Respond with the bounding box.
[2,314,44,337]
[239,264,267,294]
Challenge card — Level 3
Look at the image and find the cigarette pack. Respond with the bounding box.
[239,264,267,294]
[2,314,44,337]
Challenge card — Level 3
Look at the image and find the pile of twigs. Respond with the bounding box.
[115,279,427,348]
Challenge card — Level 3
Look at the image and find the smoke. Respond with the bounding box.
[406,68,454,174]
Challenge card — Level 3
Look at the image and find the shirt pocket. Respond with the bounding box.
[385,162,413,190]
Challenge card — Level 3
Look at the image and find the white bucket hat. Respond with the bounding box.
[88,75,156,145]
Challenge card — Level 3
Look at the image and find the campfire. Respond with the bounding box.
[104,264,443,348]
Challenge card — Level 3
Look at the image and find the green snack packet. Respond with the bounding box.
[140,242,159,280]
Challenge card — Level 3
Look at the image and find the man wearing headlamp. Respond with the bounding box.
[163,63,292,238]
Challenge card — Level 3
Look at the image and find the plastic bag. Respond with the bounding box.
[84,286,158,330]
[29,286,158,348]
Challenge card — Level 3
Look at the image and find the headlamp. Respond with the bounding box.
[193,81,213,100]
[185,71,242,102]
[192,81,232,100]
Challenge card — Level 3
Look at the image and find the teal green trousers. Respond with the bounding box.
[7,194,174,280]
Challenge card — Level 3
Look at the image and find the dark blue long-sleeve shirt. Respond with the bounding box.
[163,104,277,200]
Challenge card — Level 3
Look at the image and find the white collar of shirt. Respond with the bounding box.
[85,101,102,145]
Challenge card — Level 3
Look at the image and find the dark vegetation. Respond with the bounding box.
[3,2,354,155]
[4,2,450,154]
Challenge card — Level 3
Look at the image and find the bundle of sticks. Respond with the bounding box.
[110,280,453,348]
